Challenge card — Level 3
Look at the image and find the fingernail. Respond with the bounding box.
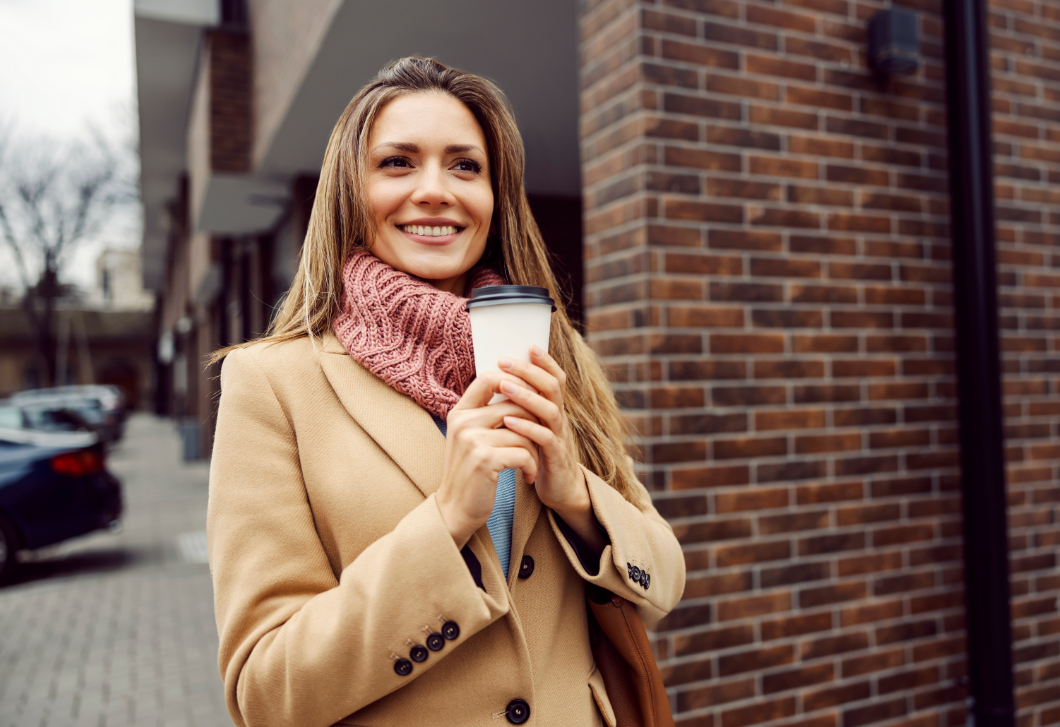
[498,357,513,368]
[530,345,543,356]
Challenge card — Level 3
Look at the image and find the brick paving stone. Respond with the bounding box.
[0,415,230,727]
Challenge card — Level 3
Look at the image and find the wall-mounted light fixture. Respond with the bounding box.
[867,8,920,77]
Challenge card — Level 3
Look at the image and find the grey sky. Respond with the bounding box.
[0,0,138,291]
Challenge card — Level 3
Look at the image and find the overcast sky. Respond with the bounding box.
[0,0,138,291]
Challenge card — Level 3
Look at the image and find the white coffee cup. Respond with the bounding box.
[466,285,555,401]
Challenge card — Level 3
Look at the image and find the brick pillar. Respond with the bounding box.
[207,29,252,174]
[578,2,978,726]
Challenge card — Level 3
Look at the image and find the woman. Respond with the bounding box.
[208,57,685,727]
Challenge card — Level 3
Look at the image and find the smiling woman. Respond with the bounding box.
[365,93,494,294]
[206,57,685,727]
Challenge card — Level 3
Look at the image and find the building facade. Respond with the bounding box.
[0,247,154,407]
[134,0,1058,725]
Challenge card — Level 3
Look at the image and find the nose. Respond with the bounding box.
[411,164,453,208]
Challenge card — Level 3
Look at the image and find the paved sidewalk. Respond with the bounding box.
[0,415,230,727]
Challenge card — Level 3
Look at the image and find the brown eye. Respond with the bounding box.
[454,159,482,173]
[381,156,412,168]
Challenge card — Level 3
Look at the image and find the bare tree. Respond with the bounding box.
[0,123,136,386]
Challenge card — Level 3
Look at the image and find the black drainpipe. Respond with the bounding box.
[942,1,1016,726]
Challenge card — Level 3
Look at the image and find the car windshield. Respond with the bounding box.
[22,407,93,432]
[0,406,22,429]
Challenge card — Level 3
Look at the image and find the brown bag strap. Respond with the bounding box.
[587,585,675,727]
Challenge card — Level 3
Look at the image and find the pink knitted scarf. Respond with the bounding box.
[333,250,507,418]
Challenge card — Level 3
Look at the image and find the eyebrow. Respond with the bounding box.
[373,142,485,156]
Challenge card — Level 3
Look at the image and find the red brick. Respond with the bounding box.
[703,20,779,50]
[717,591,792,621]
[760,611,834,640]
[795,432,862,454]
[676,677,757,712]
[805,681,872,712]
[746,53,817,81]
[715,539,792,567]
[763,662,835,694]
[755,409,827,430]
[842,647,906,677]
[749,104,820,129]
[745,4,816,32]
[752,359,825,378]
[800,581,869,608]
[660,38,740,68]
[711,333,785,353]
[719,645,797,677]
[708,229,782,250]
[714,435,789,459]
[750,257,822,278]
[843,696,908,727]
[671,463,749,490]
[749,155,819,179]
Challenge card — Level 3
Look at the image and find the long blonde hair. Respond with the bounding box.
[219,57,642,504]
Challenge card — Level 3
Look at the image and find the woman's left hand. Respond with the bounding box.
[498,346,606,553]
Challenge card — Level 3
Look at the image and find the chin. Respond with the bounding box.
[395,251,473,283]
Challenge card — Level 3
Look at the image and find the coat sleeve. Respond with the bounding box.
[547,465,686,628]
[207,348,509,727]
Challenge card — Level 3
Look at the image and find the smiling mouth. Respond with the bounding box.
[399,224,461,237]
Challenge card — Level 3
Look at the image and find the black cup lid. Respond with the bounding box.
[465,285,556,311]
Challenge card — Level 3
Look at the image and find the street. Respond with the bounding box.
[0,415,230,727]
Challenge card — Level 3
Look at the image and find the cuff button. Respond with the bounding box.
[426,633,445,651]
[394,659,413,677]
[410,645,428,663]
[630,565,641,581]
[442,621,460,640]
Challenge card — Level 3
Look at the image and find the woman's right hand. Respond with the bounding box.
[435,371,541,547]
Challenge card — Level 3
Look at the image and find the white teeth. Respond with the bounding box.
[402,225,458,236]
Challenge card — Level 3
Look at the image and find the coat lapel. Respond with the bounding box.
[316,332,544,589]
[316,332,445,498]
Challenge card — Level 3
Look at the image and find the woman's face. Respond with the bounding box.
[365,92,494,295]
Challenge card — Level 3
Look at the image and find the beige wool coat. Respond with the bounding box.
[207,333,686,727]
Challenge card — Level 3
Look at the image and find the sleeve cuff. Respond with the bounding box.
[552,510,610,576]
[547,465,662,606]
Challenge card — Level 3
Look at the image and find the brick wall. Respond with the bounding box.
[989,0,1060,722]
[578,1,1059,726]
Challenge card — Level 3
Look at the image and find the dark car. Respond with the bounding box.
[0,429,123,581]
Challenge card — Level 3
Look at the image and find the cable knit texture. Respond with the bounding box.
[333,250,506,418]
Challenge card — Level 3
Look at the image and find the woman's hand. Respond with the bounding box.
[497,346,606,555]
[435,371,541,548]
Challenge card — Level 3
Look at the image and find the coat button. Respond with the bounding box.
[518,555,535,579]
[410,645,428,663]
[426,632,445,651]
[506,698,530,724]
[630,565,641,581]
[394,659,413,676]
[643,572,651,590]
[442,621,460,640]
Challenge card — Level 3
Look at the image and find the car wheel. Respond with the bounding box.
[0,514,19,583]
